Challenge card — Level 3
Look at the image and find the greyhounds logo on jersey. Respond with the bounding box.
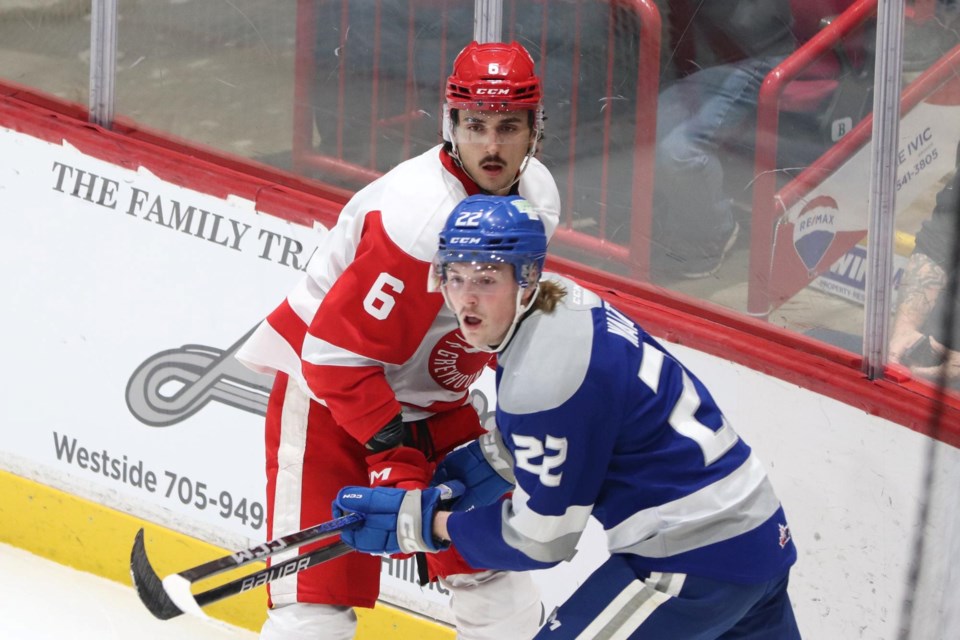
[428,330,491,392]
[792,195,840,272]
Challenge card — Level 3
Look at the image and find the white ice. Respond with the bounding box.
[0,542,257,640]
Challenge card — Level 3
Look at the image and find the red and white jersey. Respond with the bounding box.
[237,146,560,446]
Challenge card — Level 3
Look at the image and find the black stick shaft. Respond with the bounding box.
[193,541,354,608]
[179,513,362,582]
[131,481,462,620]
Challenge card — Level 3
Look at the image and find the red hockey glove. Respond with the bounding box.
[365,446,434,490]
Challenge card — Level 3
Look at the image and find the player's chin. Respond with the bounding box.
[459,323,486,348]
[460,337,486,351]
[475,172,513,194]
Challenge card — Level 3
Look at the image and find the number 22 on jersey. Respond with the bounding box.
[639,342,739,466]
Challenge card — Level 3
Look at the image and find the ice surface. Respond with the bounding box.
[0,542,257,640]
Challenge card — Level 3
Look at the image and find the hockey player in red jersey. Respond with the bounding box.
[237,40,561,639]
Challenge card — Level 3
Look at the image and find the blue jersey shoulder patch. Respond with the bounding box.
[498,277,600,415]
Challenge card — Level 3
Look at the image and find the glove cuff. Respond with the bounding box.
[479,429,516,485]
[366,447,434,489]
[397,489,447,553]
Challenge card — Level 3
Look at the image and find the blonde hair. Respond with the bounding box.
[532,279,566,313]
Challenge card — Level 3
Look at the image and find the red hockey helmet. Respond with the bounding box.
[445,41,542,111]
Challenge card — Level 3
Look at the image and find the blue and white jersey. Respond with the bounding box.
[447,275,796,584]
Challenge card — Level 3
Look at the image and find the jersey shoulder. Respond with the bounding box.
[354,146,469,261]
[517,158,561,237]
[498,276,602,415]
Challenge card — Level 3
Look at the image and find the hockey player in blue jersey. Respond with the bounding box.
[333,194,801,638]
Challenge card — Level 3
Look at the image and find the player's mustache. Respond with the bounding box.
[480,155,504,166]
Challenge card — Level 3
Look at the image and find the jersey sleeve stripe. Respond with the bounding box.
[301,333,379,368]
[260,298,309,359]
[500,485,591,563]
[605,454,781,558]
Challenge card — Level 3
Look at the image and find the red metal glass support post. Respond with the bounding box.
[747,0,878,316]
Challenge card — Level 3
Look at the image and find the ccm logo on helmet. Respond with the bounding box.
[475,88,511,96]
[450,237,482,244]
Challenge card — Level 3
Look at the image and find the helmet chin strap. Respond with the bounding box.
[443,283,540,354]
[487,283,539,353]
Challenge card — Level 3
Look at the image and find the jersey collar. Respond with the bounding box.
[440,148,482,196]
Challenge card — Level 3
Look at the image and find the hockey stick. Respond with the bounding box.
[131,481,463,620]
[130,514,360,620]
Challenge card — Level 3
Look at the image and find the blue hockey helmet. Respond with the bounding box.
[435,194,547,288]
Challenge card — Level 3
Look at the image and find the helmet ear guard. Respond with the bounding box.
[441,102,456,147]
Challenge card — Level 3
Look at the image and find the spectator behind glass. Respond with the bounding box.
[890,141,960,387]
[651,0,798,279]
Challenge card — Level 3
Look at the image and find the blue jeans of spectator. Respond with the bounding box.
[653,56,787,274]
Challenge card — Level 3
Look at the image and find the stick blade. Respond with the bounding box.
[130,528,185,620]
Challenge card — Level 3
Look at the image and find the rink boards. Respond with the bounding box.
[0,90,958,639]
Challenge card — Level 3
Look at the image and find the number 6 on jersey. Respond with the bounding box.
[363,272,404,320]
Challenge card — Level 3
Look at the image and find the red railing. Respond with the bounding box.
[749,0,960,316]
[562,0,660,280]
[291,0,661,279]
[748,0,878,316]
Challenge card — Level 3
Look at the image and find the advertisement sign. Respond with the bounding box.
[809,243,908,305]
[0,126,611,624]
[3,119,958,637]
[0,127,316,543]
[768,98,960,308]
